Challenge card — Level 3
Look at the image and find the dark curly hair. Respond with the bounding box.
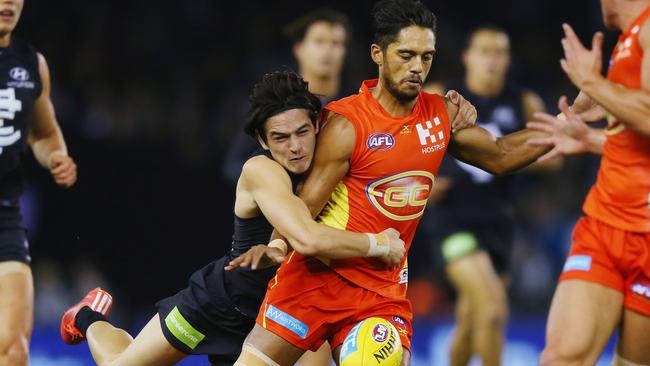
[245,71,322,143]
[372,0,437,50]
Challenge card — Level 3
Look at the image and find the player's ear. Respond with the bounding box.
[293,42,303,61]
[371,44,383,66]
[256,133,270,150]
[461,49,469,68]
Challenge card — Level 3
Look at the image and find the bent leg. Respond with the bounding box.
[0,262,32,366]
[615,308,650,365]
[448,293,472,366]
[541,280,622,366]
[234,325,305,366]
[446,251,508,366]
[86,314,186,366]
[297,342,332,366]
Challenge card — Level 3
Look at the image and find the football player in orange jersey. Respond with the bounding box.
[526,0,650,365]
[231,1,556,365]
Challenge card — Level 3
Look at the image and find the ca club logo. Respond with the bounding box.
[366,170,434,221]
[367,132,395,151]
[9,67,29,81]
[372,324,389,343]
[0,88,22,154]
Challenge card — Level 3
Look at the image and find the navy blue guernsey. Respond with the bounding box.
[0,37,42,202]
[224,148,302,317]
[435,82,525,224]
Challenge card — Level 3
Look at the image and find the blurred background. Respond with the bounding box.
[17,0,616,364]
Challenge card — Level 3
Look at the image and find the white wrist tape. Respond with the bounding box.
[268,239,288,255]
[366,233,389,257]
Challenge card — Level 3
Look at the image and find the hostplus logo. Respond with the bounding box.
[416,117,446,154]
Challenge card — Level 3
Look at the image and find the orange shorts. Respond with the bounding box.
[256,253,412,353]
[560,216,650,316]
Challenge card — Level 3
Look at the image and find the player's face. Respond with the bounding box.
[260,109,317,175]
[463,30,511,84]
[294,21,347,78]
[375,26,435,103]
[0,0,23,37]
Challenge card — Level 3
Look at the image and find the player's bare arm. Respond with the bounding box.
[561,23,650,136]
[234,155,405,262]
[298,112,354,217]
[446,95,551,175]
[28,53,76,187]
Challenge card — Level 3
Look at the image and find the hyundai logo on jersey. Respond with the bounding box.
[367,132,395,151]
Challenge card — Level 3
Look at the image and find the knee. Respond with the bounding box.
[476,301,508,330]
[454,306,473,337]
[540,342,588,366]
[0,333,29,366]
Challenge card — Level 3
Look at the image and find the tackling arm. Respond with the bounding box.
[242,156,398,260]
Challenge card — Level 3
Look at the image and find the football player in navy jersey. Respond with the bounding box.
[0,1,77,365]
[424,26,556,366]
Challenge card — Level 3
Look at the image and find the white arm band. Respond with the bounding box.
[366,233,389,257]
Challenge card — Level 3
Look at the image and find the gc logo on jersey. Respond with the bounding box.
[366,170,434,221]
[367,132,395,151]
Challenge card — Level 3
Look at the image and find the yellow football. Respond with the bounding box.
[339,317,403,366]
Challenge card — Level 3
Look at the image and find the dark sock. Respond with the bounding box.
[75,306,108,336]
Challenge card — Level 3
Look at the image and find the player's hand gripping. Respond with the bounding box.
[376,228,406,267]
[224,243,286,271]
[446,90,477,133]
[526,96,594,161]
[48,151,77,188]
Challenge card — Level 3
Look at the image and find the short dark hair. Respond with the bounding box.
[284,8,351,44]
[372,0,437,50]
[465,24,509,49]
[245,71,322,142]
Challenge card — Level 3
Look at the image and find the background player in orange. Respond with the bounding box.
[232,1,556,365]
[423,25,556,366]
[0,0,77,365]
[526,0,650,364]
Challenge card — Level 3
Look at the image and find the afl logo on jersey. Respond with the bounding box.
[367,132,395,151]
[9,67,29,81]
[366,170,434,221]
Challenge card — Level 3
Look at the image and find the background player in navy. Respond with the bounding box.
[0,1,77,365]
[222,8,352,185]
[424,26,556,366]
[60,71,405,366]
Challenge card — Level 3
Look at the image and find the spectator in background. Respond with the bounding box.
[423,25,558,366]
[222,8,351,185]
